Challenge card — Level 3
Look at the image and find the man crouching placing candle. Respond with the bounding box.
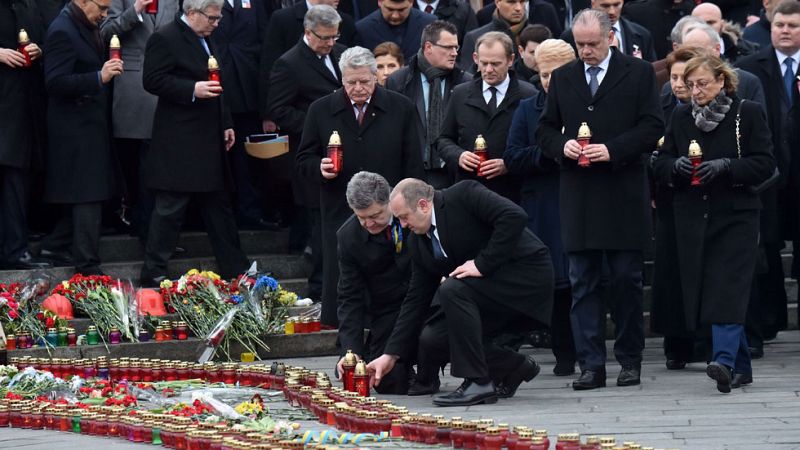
[367,178,554,406]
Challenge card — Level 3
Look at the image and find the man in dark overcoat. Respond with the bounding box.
[295,46,424,327]
[385,20,471,189]
[269,4,346,302]
[354,0,437,61]
[536,9,663,390]
[40,0,124,275]
[438,31,537,203]
[561,0,657,61]
[139,0,249,285]
[367,178,554,406]
[736,0,800,352]
[412,0,477,44]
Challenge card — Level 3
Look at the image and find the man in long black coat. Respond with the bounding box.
[139,0,249,285]
[295,46,424,327]
[368,178,554,406]
[40,0,124,275]
[438,31,537,203]
[537,9,663,390]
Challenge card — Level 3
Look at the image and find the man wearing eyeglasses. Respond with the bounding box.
[139,0,250,286]
[386,20,471,190]
[40,0,124,276]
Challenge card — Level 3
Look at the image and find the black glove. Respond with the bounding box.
[695,158,730,184]
[672,156,694,179]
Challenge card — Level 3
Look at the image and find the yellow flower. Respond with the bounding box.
[186,269,200,276]
[234,401,263,415]
[62,281,69,289]
[160,279,173,289]
[200,271,221,281]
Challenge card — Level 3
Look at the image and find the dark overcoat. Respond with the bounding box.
[437,74,537,203]
[561,17,658,62]
[653,98,775,327]
[413,0,477,43]
[43,6,120,203]
[354,8,436,62]
[536,48,663,252]
[142,17,234,193]
[383,180,554,360]
[295,86,424,325]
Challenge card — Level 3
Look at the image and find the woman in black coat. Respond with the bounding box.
[653,54,775,393]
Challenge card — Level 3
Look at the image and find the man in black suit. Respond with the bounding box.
[622,0,693,60]
[355,0,437,62]
[269,4,346,303]
[561,0,658,61]
[367,178,554,406]
[476,0,563,37]
[537,9,663,390]
[295,46,424,327]
[737,0,800,356]
[385,20,471,189]
[412,0,477,43]
[438,31,537,202]
[334,171,414,394]
[140,0,250,285]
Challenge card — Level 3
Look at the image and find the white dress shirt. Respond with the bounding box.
[482,75,510,106]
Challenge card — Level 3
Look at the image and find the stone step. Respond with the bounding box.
[642,252,794,285]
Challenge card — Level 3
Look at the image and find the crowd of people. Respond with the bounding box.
[2,0,799,404]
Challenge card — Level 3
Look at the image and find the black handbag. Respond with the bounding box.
[735,99,780,194]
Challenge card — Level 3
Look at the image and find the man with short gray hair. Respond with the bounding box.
[296,46,424,327]
[334,171,417,394]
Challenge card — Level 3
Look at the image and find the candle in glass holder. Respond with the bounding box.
[145,0,158,14]
[176,321,189,340]
[342,349,357,392]
[353,360,369,397]
[688,140,703,186]
[86,326,100,345]
[208,55,221,83]
[109,34,121,61]
[474,134,488,177]
[577,122,592,167]
[327,131,343,174]
[109,327,122,344]
[17,29,31,67]
[4,334,15,350]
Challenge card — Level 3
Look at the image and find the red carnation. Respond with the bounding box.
[45,317,56,328]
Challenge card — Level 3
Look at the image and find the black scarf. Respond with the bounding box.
[66,1,103,57]
[691,92,732,132]
[416,50,450,147]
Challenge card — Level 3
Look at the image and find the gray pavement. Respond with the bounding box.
[2,331,800,449]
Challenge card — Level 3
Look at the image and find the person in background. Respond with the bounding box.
[513,23,553,84]
[413,0,477,43]
[355,0,437,61]
[374,41,405,85]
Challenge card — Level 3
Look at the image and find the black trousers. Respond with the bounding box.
[141,190,249,280]
[364,309,411,394]
[41,202,103,273]
[551,286,577,364]
[0,166,28,263]
[115,138,154,241]
[568,250,645,371]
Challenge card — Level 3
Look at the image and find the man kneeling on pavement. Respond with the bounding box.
[364,177,554,406]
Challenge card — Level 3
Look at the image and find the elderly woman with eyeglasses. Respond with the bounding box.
[653,53,775,393]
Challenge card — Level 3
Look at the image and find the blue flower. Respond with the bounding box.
[232,294,244,304]
[254,276,279,292]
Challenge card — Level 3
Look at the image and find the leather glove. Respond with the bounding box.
[695,158,730,184]
[672,156,694,179]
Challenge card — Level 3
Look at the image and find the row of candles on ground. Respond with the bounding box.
[5,321,191,350]
[283,317,323,334]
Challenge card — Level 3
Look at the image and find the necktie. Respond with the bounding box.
[487,86,498,115]
[587,66,601,96]
[424,3,433,13]
[428,225,446,260]
[784,57,795,106]
[199,38,210,56]
[356,103,366,125]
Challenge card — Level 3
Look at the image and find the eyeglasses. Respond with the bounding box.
[431,42,460,52]
[89,0,110,12]
[197,10,223,22]
[310,29,341,42]
[685,79,716,90]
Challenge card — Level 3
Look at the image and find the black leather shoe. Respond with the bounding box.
[5,251,53,270]
[572,369,606,390]
[432,379,497,407]
[706,362,732,393]
[407,377,440,396]
[731,373,753,389]
[140,275,167,288]
[553,360,576,376]
[665,359,687,370]
[617,364,641,387]
[39,249,73,267]
[497,355,540,398]
[748,345,764,359]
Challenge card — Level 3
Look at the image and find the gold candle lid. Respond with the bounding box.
[343,349,357,366]
[18,29,29,44]
[688,139,703,157]
[578,122,592,139]
[474,134,487,150]
[657,136,665,149]
[110,34,120,49]
[354,360,367,376]
[328,130,342,146]
[208,55,219,70]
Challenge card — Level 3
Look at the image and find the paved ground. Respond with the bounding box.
[2,331,799,450]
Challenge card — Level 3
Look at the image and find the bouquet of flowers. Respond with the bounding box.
[2,275,54,348]
[0,283,21,337]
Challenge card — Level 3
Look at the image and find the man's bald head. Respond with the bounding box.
[692,2,723,33]
[683,25,721,56]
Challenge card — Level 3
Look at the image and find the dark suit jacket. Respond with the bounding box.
[43,6,119,203]
[475,0,562,36]
[355,8,437,61]
[622,0,693,60]
[561,17,658,62]
[336,215,412,358]
[385,54,472,171]
[437,75,538,202]
[338,0,378,21]
[412,0,477,43]
[383,180,554,359]
[257,1,355,117]
[142,16,234,192]
[536,48,663,251]
[211,0,269,114]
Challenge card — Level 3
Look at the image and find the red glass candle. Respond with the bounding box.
[208,55,221,83]
[327,131,343,174]
[474,134,488,177]
[17,29,31,67]
[577,122,592,167]
[515,431,533,450]
[177,322,189,340]
[353,362,369,397]
[221,364,236,384]
[5,335,16,350]
[176,363,190,381]
[484,428,504,450]
[462,423,477,450]
[0,407,10,427]
[534,430,550,449]
[451,422,465,449]
[342,350,357,392]
[688,140,703,186]
[145,0,158,13]
[436,421,452,445]
[109,34,121,61]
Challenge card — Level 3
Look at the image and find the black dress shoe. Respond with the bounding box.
[407,377,440,396]
[140,275,167,288]
[432,379,497,407]
[665,359,687,370]
[497,355,540,398]
[572,369,606,390]
[706,361,732,393]
[39,249,73,267]
[553,360,576,376]
[731,373,753,389]
[748,345,764,359]
[617,364,641,386]
[6,251,53,270]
